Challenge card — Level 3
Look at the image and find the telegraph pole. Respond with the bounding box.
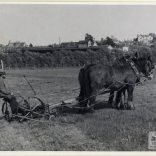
[59,37,61,45]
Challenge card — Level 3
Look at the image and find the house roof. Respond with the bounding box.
[8,41,26,47]
[137,34,153,38]
[78,40,88,44]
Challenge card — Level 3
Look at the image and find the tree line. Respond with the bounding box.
[0,45,155,69]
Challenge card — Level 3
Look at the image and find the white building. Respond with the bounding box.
[7,41,27,48]
[108,45,113,50]
[137,34,153,45]
[122,46,129,52]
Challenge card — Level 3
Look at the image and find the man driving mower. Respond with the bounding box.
[0,71,19,118]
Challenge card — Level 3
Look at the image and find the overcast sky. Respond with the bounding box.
[0,4,156,45]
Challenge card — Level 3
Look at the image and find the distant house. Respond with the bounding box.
[7,41,27,48]
[0,44,5,53]
[93,41,97,47]
[52,44,60,48]
[136,34,154,45]
[110,36,120,45]
[60,42,78,48]
[60,42,70,48]
[88,41,92,47]
[60,40,96,49]
[96,40,104,46]
[78,40,88,48]
[122,46,129,52]
[107,45,113,50]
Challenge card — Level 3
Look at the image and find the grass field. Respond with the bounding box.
[0,67,156,151]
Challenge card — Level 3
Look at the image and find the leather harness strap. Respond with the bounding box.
[125,58,140,80]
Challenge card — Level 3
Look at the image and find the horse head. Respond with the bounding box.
[132,52,155,80]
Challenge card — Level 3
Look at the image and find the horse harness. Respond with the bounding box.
[124,57,141,81]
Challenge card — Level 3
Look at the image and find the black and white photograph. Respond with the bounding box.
[0,2,156,151]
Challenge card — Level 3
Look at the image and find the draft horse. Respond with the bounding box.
[77,52,154,110]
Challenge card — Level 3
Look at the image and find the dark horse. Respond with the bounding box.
[77,52,154,110]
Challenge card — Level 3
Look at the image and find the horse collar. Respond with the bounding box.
[125,58,140,79]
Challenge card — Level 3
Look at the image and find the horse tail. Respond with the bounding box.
[84,67,92,99]
[78,64,93,106]
[78,67,85,102]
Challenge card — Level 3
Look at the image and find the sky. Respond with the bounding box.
[0,4,156,46]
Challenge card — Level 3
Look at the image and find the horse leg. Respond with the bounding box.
[120,91,125,109]
[115,90,122,109]
[121,88,127,109]
[87,89,98,112]
[123,89,126,109]
[76,86,84,102]
[124,88,129,109]
[127,86,135,110]
[108,90,115,108]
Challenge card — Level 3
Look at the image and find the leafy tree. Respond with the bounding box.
[105,37,116,47]
[85,33,94,45]
[29,43,33,47]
